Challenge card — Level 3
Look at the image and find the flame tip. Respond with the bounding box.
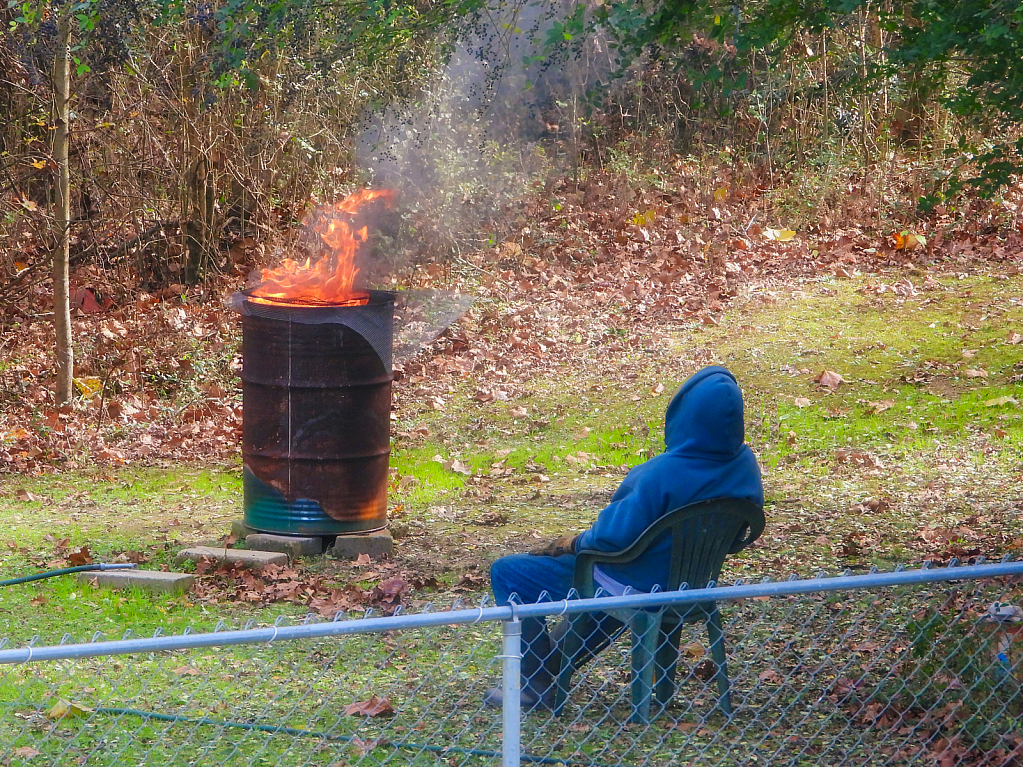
[250,188,391,305]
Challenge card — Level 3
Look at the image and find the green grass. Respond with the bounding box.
[2,578,1020,766]
[384,271,1022,573]
[1,464,241,553]
[0,465,250,644]
[721,276,1021,428]
[2,271,1021,604]
[1,267,1022,765]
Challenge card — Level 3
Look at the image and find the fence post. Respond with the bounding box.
[501,614,522,767]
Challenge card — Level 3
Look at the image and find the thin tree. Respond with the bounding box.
[52,9,73,404]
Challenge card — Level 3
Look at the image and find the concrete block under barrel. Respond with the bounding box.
[237,291,394,536]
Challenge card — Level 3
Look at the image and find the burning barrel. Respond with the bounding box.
[234,188,398,536]
[238,290,395,535]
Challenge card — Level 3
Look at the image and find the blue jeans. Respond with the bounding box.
[490,553,624,699]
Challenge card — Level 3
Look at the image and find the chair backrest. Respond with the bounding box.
[574,498,765,596]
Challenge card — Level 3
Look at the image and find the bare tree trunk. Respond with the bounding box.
[183,152,216,285]
[52,11,73,404]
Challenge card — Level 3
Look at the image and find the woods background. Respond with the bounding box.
[0,0,1021,442]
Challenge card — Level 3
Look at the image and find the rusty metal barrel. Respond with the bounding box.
[237,290,394,536]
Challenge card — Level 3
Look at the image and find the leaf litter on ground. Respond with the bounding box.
[0,165,1021,605]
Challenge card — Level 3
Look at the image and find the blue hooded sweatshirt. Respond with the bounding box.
[573,366,764,592]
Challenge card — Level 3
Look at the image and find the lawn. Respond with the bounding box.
[0,266,1021,766]
[1,268,1021,643]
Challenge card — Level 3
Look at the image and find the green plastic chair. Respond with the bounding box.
[553,497,765,724]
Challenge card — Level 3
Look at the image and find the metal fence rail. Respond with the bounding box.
[2,561,1022,766]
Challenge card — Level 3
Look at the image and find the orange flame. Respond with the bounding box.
[249,188,397,306]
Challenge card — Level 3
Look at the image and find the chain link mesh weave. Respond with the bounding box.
[1,569,1021,766]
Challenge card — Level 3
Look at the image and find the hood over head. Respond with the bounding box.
[663,366,746,457]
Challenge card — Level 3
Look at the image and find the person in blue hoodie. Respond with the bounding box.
[485,365,764,710]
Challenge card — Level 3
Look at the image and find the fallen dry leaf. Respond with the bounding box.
[447,458,472,475]
[373,577,409,601]
[964,369,988,378]
[850,498,891,514]
[693,659,717,681]
[866,399,894,414]
[47,699,93,720]
[344,695,395,717]
[984,396,1017,407]
[469,511,509,526]
[347,737,388,757]
[814,370,846,389]
[892,230,926,250]
[891,278,917,296]
[835,448,883,468]
[12,746,41,759]
[508,406,528,418]
[794,397,811,408]
[763,227,796,241]
[454,571,487,589]
[396,475,418,490]
[67,546,93,566]
[682,642,705,658]
[434,456,472,475]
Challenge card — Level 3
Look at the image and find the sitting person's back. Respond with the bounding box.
[580,365,763,594]
[486,365,764,710]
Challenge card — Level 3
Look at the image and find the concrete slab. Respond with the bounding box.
[245,533,324,558]
[230,519,257,540]
[175,547,288,569]
[327,530,394,560]
[77,570,195,594]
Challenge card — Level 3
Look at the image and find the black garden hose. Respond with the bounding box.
[0,563,138,587]
[96,707,618,767]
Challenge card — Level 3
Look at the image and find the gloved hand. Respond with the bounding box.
[528,535,578,558]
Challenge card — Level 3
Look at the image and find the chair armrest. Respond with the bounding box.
[727,512,766,555]
[573,541,651,598]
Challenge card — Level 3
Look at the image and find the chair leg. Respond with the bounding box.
[654,623,685,706]
[706,608,733,717]
[553,614,587,716]
[629,612,661,725]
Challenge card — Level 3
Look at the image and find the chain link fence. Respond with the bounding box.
[2,561,1022,767]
